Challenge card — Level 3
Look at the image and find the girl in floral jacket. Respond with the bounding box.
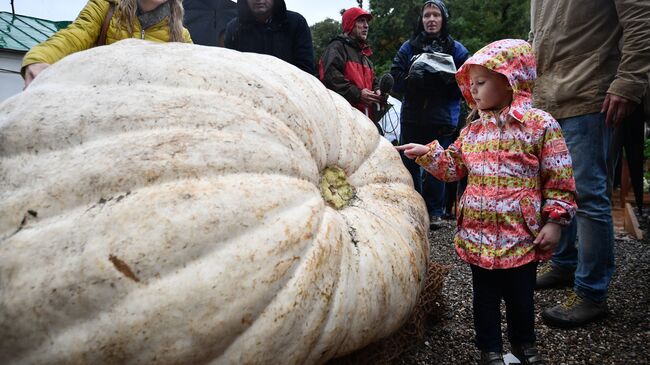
[397,39,577,365]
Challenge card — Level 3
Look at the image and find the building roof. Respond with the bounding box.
[0,11,71,53]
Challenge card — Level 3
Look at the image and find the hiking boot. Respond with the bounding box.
[511,343,545,365]
[441,212,455,220]
[429,216,445,230]
[535,263,574,289]
[480,352,505,365]
[541,291,608,328]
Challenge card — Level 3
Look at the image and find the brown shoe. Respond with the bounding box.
[480,352,505,365]
[541,291,608,328]
[511,343,545,365]
[535,263,574,289]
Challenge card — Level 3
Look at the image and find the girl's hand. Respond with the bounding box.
[23,63,50,89]
[395,143,429,159]
[534,222,562,251]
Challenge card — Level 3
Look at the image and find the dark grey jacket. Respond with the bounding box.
[224,0,314,74]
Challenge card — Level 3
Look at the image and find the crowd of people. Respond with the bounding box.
[20,1,650,365]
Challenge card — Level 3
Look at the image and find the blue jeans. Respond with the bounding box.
[471,262,538,352]
[400,124,454,217]
[553,113,615,303]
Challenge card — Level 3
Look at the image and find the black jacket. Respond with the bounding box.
[183,0,238,47]
[224,0,314,74]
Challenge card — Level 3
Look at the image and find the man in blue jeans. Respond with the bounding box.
[530,0,650,328]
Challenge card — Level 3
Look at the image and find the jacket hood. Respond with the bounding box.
[455,39,536,120]
[342,7,372,34]
[413,0,449,40]
[237,0,287,24]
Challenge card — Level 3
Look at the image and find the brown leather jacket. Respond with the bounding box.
[530,0,650,119]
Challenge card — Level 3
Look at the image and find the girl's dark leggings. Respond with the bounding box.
[470,261,538,353]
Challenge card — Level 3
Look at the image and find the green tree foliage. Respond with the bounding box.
[310,1,530,82]
[310,18,342,66]
[447,0,530,54]
[310,2,421,77]
[368,0,530,75]
[366,0,422,76]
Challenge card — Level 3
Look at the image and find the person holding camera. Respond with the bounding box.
[391,0,468,229]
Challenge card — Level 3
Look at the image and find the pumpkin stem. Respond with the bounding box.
[319,166,355,209]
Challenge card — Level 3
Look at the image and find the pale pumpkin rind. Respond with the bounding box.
[0,40,429,365]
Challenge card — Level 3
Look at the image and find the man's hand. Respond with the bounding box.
[534,222,562,252]
[396,143,429,159]
[360,88,382,105]
[376,89,389,103]
[23,63,50,89]
[601,93,637,127]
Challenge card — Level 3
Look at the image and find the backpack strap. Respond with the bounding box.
[95,3,116,47]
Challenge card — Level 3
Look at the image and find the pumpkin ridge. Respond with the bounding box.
[347,185,429,283]
[343,130,382,180]
[3,187,326,364]
[301,212,353,363]
[1,170,323,237]
[0,116,313,167]
[324,184,428,352]
[0,127,322,234]
[219,211,333,363]
[0,92,280,158]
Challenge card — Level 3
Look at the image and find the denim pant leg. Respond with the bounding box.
[471,265,503,353]
[503,262,537,346]
[422,134,453,217]
[554,113,615,302]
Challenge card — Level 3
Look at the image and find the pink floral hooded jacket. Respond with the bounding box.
[415,39,577,270]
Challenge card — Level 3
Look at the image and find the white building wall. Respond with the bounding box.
[0,51,25,103]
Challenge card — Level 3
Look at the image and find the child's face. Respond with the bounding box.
[468,65,512,111]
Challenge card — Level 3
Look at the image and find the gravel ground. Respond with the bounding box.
[393,216,650,365]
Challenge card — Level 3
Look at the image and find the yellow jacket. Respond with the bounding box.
[22,0,192,68]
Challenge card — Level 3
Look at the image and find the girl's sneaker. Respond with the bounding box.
[511,343,545,364]
[480,352,506,365]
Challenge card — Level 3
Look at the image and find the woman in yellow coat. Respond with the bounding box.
[22,0,192,87]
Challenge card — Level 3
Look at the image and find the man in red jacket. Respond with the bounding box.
[319,7,381,119]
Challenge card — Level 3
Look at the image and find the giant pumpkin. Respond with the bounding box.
[0,40,429,364]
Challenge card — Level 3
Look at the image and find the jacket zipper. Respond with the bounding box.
[140,29,145,39]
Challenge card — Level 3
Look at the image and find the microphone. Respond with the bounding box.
[378,73,394,95]
[376,73,393,109]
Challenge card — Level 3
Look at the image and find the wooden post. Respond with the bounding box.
[624,202,643,239]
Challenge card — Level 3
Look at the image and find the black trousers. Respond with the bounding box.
[470,261,538,353]
[610,104,645,215]
[399,123,456,216]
